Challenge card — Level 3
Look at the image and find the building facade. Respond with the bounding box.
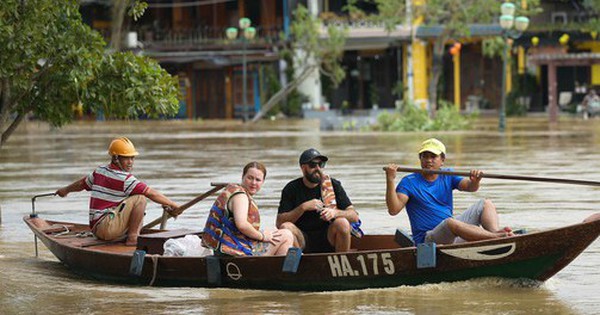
[80,0,600,121]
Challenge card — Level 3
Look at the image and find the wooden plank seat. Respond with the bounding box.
[42,224,75,234]
[137,229,203,255]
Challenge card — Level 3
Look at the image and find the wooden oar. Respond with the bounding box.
[143,182,228,230]
[388,166,600,187]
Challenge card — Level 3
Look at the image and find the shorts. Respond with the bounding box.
[424,199,485,244]
[302,228,334,253]
[93,195,145,241]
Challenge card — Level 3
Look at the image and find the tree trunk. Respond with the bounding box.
[0,79,7,126]
[428,39,446,118]
[250,65,317,123]
[0,79,12,147]
[109,0,128,51]
[0,111,25,149]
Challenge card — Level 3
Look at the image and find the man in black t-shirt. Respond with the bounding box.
[277,148,359,253]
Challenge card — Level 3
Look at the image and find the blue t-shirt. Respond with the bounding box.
[396,171,463,244]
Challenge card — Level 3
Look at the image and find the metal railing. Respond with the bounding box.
[131,25,284,48]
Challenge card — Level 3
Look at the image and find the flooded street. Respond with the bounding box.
[1,117,599,314]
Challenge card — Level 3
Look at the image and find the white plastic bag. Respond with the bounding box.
[163,235,213,257]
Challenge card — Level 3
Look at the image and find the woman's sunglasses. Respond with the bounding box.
[306,161,326,169]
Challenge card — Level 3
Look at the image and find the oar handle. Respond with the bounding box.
[144,182,229,230]
[388,166,600,187]
[177,182,229,213]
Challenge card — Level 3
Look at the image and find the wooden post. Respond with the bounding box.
[548,61,558,125]
[453,50,461,110]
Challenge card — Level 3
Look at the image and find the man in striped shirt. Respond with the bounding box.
[56,137,180,246]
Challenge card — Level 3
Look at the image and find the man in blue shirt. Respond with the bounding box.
[384,138,512,244]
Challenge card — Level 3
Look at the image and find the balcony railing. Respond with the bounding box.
[95,25,285,50]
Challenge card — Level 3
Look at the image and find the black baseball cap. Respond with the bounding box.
[299,148,328,165]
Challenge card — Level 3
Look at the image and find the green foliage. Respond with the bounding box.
[370,83,380,106]
[287,5,347,87]
[83,52,180,119]
[0,0,179,147]
[482,36,506,59]
[260,63,305,118]
[505,91,528,116]
[581,1,600,30]
[342,119,357,131]
[372,0,519,36]
[372,101,475,132]
[261,65,283,117]
[506,72,539,116]
[430,100,471,130]
[128,0,148,21]
[254,4,347,121]
[392,81,404,98]
[283,91,308,117]
[279,49,309,117]
[374,101,431,132]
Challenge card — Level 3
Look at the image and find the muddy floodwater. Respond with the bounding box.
[1,117,599,314]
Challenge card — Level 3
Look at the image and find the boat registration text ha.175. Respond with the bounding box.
[327,253,395,277]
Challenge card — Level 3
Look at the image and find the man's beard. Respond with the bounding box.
[305,170,321,184]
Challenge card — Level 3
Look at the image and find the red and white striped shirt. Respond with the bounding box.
[82,163,147,227]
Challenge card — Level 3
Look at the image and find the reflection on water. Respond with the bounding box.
[1,118,599,314]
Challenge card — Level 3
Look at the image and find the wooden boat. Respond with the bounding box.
[24,213,600,291]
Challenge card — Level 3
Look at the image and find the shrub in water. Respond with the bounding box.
[373,100,475,131]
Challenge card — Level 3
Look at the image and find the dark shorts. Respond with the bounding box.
[302,228,334,253]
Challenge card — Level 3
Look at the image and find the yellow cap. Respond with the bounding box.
[418,138,446,155]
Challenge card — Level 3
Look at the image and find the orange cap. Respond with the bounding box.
[108,137,139,157]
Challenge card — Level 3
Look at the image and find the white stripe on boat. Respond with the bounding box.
[440,243,516,261]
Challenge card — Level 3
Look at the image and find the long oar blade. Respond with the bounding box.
[390,167,600,187]
[143,182,228,230]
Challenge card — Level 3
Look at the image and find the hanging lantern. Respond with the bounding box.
[225,27,238,40]
[591,31,598,40]
[449,42,461,55]
[531,36,539,47]
[559,33,570,45]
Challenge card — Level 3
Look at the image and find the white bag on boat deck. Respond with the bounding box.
[163,235,213,257]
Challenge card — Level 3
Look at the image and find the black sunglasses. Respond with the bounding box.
[306,161,326,169]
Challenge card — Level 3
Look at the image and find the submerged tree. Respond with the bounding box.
[0,0,179,148]
[251,4,346,122]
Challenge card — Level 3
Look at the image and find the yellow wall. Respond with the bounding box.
[518,46,525,75]
[413,39,429,108]
[593,44,600,85]
[575,41,600,85]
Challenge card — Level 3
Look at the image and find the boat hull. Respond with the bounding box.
[24,215,600,291]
